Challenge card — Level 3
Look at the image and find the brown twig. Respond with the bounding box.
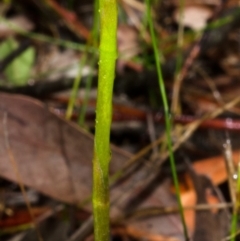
[45,0,90,40]
[49,97,240,132]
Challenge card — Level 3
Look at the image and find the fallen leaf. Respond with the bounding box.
[0,93,131,206]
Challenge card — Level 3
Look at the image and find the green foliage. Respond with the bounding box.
[0,37,35,86]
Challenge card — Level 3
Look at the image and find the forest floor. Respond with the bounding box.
[1,1,240,241]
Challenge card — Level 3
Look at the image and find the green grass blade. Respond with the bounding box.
[145,1,189,240]
[78,57,97,126]
[65,55,87,120]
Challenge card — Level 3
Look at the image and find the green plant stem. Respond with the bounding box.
[78,57,97,126]
[78,0,99,126]
[65,54,87,120]
[92,0,99,46]
[145,1,189,240]
[66,0,99,121]
[93,0,117,240]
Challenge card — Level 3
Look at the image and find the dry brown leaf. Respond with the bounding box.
[0,93,131,206]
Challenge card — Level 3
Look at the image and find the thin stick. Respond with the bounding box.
[115,202,233,222]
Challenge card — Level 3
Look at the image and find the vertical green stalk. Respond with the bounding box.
[145,1,189,240]
[93,0,117,240]
[92,0,99,46]
[78,57,96,126]
[65,55,87,120]
[66,0,99,121]
[78,0,99,126]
